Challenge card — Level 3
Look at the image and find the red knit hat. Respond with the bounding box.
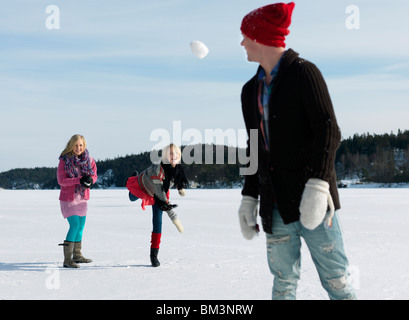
[240,2,295,48]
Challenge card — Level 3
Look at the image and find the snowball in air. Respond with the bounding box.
[190,40,209,59]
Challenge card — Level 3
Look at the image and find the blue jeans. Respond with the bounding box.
[151,204,163,234]
[266,207,356,300]
[129,192,163,233]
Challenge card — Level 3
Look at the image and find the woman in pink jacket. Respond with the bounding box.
[57,134,97,268]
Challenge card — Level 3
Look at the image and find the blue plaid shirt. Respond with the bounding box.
[257,56,283,149]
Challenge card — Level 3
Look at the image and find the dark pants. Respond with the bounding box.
[129,192,163,245]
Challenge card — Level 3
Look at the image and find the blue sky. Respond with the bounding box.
[1,0,409,172]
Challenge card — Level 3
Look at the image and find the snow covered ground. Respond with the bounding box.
[1,188,409,300]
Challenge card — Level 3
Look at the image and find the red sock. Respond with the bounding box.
[151,232,162,249]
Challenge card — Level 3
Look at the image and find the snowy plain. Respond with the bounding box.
[1,188,409,300]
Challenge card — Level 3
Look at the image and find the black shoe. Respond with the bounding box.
[150,248,160,267]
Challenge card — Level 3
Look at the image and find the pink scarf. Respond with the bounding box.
[59,149,94,196]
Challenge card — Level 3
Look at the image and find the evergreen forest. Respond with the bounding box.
[2,131,409,190]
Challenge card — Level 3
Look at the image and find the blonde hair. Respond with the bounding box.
[161,143,182,164]
[61,134,87,157]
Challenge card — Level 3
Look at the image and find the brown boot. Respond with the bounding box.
[73,241,93,263]
[60,241,79,268]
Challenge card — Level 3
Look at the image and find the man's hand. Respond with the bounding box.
[238,196,260,240]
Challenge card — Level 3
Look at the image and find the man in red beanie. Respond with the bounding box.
[238,3,356,300]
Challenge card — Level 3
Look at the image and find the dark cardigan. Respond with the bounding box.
[241,49,341,233]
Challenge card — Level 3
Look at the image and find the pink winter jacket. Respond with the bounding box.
[57,158,98,201]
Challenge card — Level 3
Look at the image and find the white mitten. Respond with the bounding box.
[178,188,186,197]
[238,196,259,240]
[300,178,335,230]
[172,218,184,233]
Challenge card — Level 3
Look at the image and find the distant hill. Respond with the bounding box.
[2,131,409,190]
[336,129,409,184]
[0,144,247,190]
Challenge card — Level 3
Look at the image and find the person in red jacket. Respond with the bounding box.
[126,144,188,267]
[238,3,356,299]
[57,134,97,268]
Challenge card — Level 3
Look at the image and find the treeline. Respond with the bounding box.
[336,129,409,183]
[0,167,58,190]
[0,144,245,190]
[2,132,409,190]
